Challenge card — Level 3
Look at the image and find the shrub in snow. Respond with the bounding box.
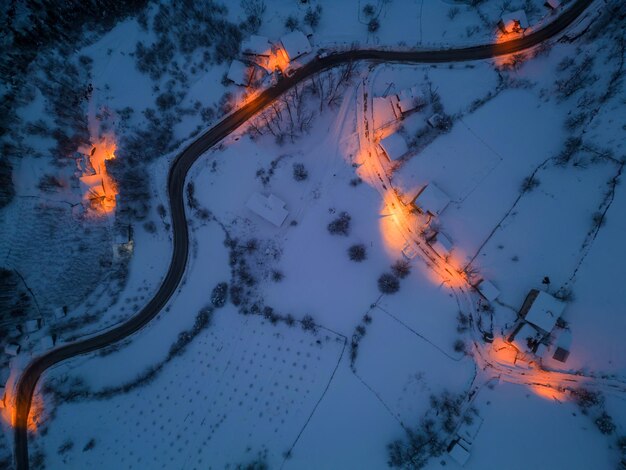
[391,259,411,279]
[363,313,372,324]
[82,438,96,452]
[554,287,574,302]
[571,388,603,413]
[456,312,469,333]
[271,270,284,282]
[368,18,380,32]
[378,273,400,294]
[520,175,540,192]
[211,282,228,308]
[301,314,316,332]
[453,339,466,354]
[327,212,352,236]
[285,314,295,327]
[349,177,362,187]
[285,15,299,31]
[304,5,322,29]
[596,412,616,435]
[292,163,308,181]
[58,440,74,455]
[348,244,367,262]
[363,4,375,16]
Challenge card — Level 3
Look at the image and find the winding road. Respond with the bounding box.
[12,1,596,468]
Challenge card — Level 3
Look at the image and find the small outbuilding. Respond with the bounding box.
[396,86,425,115]
[412,183,450,217]
[4,343,21,357]
[280,30,312,61]
[427,113,443,128]
[240,35,272,57]
[23,318,42,334]
[545,0,560,10]
[448,440,471,466]
[227,60,254,87]
[428,231,453,258]
[499,10,529,34]
[246,193,289,227]
[508,322,541,353]
[474,279,500,302]
[379,133,409,161]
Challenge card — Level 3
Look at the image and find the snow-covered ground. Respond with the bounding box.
[2,0,625,468]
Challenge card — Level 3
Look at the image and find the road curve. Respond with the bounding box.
[13,1,594,467]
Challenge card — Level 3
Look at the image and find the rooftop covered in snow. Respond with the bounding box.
[413,183,450,216]
[227,60,253,87]
[499,10,529,33]
[246,193,288,227]
[379,132,408,161]
[520,289,565,334]
[240,35,271,56]
[280,30,312,61]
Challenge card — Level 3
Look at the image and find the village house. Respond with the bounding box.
[473,278,500,302]
[22,318,42,335]
[412,183,450,217]
[4,343,21,357]
[498,10,529,34]
[396,86,425,115]
[379,132,408,161]
[240,35,272,57]
[427,231,453,258]
[227,60,255,87]
[507,289,566,355]
[246,192,289,227]
[280,30,312,62]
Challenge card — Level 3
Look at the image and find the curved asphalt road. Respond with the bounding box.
[13,1,594,467]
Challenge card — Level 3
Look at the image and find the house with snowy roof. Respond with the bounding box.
[246,193,288,227]
[379,132,408,161]
[280,30,312,61]
[227,60,254,87]
[412,183,450,217]
[427,231,453,258]
[498,10,529,34]
[240,35,272,57]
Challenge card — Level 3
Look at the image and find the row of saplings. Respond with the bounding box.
[327,211,411,294]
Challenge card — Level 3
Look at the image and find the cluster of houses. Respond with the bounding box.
[227,29,313,87]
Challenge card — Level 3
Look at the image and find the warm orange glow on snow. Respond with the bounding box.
[78,134,118,215]
[491,338,519,365]
[2,387,41,432]
[267,46,290,72]
[528,382,568,401]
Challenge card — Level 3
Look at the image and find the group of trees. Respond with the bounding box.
[388,391,466,468]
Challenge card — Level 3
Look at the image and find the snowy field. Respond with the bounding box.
[2,0,626,469]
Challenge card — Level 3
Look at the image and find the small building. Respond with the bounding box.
[373,96,400,127]
[474,279,500,302]
[280,30,312,61]
[227,60,254,87]
[246,192,288,227]
[499,10,529,34]
[240,35,272,57]
[412,183,450,217]
[23,318,42,334]
[379,133,408,161]
[508,322,541,353]
[4,343,21,357]
[545,0,560,10]
[53,306,67,320]
[428,231,453,258]
[402,242,418,260]
[39,335,55,351]
[427,113,443,128]
[553,346,570,363]
[396,86,425,115]
[519,289,565,335]
[448,440,471,466]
